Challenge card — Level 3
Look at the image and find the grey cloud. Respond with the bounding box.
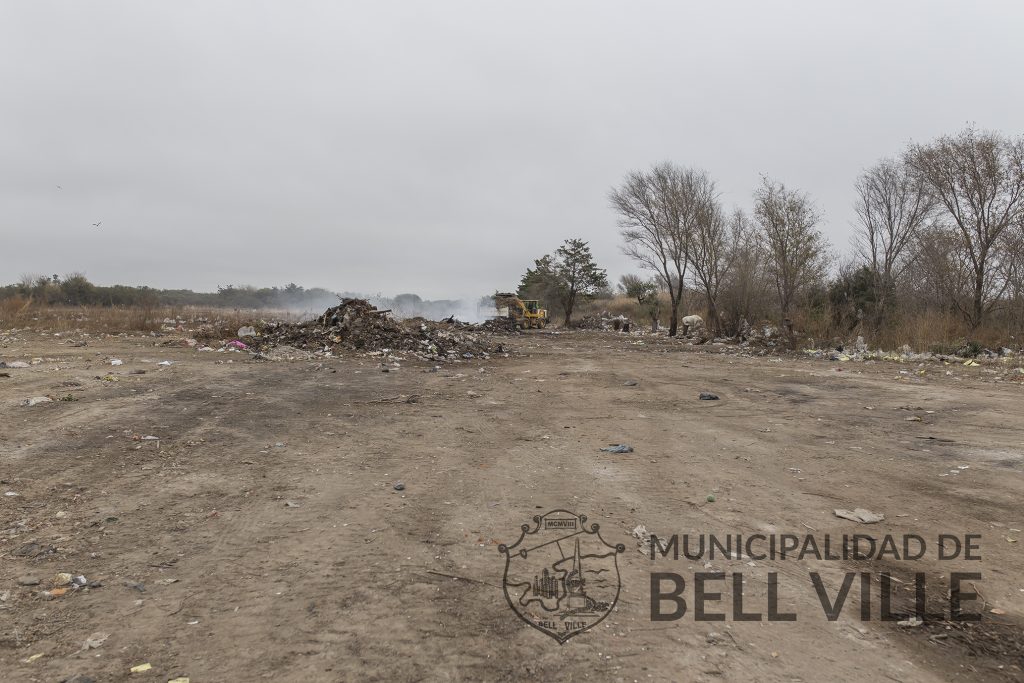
[2,1,1022,297]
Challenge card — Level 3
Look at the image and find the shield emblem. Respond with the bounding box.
[498,510,625,643]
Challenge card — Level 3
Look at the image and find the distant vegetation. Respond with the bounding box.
[0,274,339,310]
[0,274,495,329]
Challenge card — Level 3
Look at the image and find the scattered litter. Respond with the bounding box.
[226,340,249,350]
[18,576,41,586]
[393,481,406,491]
[157,361,173,366]
[237,326,257,337]
[23,653,44,663]
[706,494,716,503]
[21,396,53,406]
[834,508,885,524]
[283,500,300,508]
[248,298,505,361]
[905,416,922,422]
[168,678,190,683]
[897,616,923,627]
[699,392,720,401]
[600,444,634,453]
[623,380,639,386]
[13,542,55,557]
[632,524,666,555]
[577,313,633,331]
[130,663,152,673]
[110,359,123,366]
[83,631,110,650]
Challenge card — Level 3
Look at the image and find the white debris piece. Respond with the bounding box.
[834,508,885,524]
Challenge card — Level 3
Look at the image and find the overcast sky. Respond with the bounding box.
[2,1,1022,299]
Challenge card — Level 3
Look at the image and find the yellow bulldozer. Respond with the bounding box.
[494,292,549,329]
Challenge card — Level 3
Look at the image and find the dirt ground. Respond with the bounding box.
[1,330,1022,682]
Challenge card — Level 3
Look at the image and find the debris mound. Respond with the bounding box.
[476,317,521,334]
[575,313,631,331]
[250,298,508,361]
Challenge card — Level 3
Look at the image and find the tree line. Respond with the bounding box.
[0,274,338,310]
[521,126,1024,342]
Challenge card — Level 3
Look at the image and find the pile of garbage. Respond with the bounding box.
[740,322,783,348]
[247,298,507,361]
[575,313,632,332]
[475,317,521,334]
[800,336,1018,364]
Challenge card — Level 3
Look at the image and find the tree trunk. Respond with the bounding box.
[707,300,722,336]
[971,272,985,330]
[668,301,679,336]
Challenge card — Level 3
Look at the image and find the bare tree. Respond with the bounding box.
[905,223,974,315]
[17,274,36,298]
[998,222,1024,332]
[852,158,935,328]
[753,177,832,319]
[688,193,731,335]
[904,127,1024,328]
[610,163,711,336]
[717,209,768,335]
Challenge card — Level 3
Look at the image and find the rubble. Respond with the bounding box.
[475,317,520,334]
[249,299,510,362]
[632,524,667,556]
[834,508,885,524]
[575,313,631,331]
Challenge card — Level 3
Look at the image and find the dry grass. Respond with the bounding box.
[0,303,297,335]
[5,299,1018,354]
[575,295,1019,352]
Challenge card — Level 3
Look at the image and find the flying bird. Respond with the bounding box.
[92,221,102,227]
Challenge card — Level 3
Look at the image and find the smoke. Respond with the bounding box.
[285,291,499,323]
[383,294,498,323]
